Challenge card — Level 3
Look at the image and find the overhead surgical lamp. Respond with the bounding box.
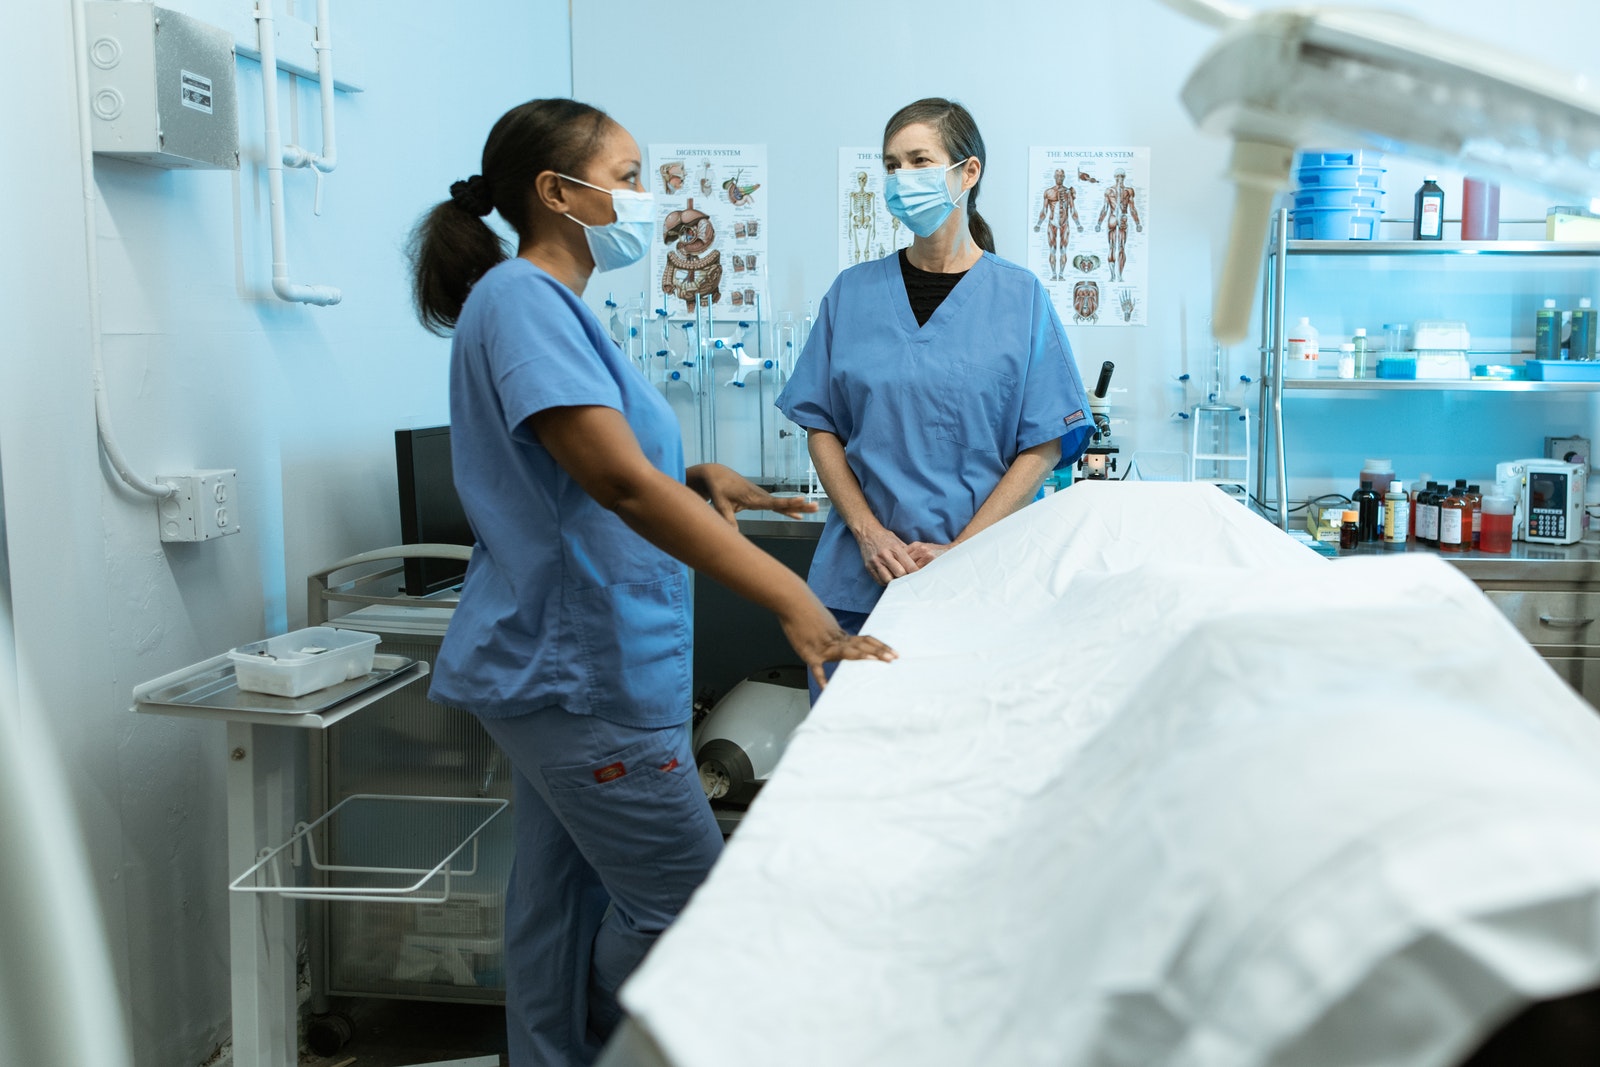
[1169,0,1600,344]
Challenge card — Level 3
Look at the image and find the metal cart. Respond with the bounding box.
[302,545,514,1022]
[133,542,510,1067]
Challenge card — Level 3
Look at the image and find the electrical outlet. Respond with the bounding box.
[157,469,241,542]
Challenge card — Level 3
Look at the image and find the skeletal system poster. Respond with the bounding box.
[1026,147,1149,327]
[837,148,914,273]
[649,144,768,318]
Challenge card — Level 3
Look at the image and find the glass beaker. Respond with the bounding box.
[1383,322,1410,354]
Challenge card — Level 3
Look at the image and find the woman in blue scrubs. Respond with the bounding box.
[778,98,1093,693]
[406,99,895,1067]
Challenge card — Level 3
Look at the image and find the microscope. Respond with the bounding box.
[1077,360,1118,480]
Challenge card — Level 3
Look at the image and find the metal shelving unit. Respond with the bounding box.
[1258,209,1600,528]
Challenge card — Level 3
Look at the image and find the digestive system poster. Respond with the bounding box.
[650,144,769,318]
[1026,146,1149,327]
[837,148,914,273]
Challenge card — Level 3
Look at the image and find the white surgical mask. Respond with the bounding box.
[884,159,971,238]
[559,174,654,272]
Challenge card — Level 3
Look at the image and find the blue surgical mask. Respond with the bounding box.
[560,174,655,272]
[884,159,971,238]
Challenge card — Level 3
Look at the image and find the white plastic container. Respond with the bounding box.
[1284,316,1320,379]
[229,626,380,698]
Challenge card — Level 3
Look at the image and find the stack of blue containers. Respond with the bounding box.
[1291,150,1386,240]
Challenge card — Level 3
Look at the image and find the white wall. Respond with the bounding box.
[0,2,570,1064]
[573,0,1600,502]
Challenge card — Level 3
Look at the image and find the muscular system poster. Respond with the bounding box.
[1026,146,1149,327]
[649,144,769,318]
[838,148,914,273]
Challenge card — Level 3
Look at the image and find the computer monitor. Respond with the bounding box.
[394,426,473,596]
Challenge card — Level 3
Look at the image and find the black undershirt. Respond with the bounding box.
[898,248,968,327]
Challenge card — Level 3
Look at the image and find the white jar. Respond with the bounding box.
[1285,316,1320,379]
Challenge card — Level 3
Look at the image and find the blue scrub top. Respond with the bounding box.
[429,258,692,726]
[776,252,1091,614]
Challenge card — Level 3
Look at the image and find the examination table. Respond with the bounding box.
[598,482,1600,1067]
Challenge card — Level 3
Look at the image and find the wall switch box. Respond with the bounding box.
[86,2,239,170]
[158,470,241,542]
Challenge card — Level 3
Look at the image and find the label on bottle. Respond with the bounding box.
[1420,197,1442,238]
[1384,499,1410,542]
[1440,509,1463,546]
[1419,504,1439,540]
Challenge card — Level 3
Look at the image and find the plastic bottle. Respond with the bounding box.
[1408,471,1433,540]
[1461,178,1500,241]
[1414,177,1445,240]
[1480,495,1515,553]
[1439,484,1469,552]
[1416,482,1442,548]
[1383,480,1410,547]
[1353,480,1382,543]
[1466,483,1484,546]
[1339,509,1361,550]
[1351,328,1371,378]
[1536,299,1562,361]
[1572,298,1598,361]
[1360,459,1393,530]
[1285,317,1320,379]
[1337,343,1356,379]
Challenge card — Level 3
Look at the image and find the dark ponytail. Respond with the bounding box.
[407,98,613,334]
[883,97,995,255]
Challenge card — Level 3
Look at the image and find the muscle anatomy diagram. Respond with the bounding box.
[1028,146,1149,327]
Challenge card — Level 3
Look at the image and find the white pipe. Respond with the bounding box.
[1155,0,1250,30]
[282,0,336,174]
[70,0,174,500]
[256,0,341,306]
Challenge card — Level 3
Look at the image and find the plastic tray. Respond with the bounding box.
[1296,164,1385,189]
[1293,188,1385,212]
[229,626,380,698]
[138,653,419,715]
[1522,359,1600,381]
[1292,207,1384,240]
[1297,149,1384,169]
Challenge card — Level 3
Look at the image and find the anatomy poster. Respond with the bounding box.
[838,148,913,272]
[1026,146,1150,327]
[649,144,768,318]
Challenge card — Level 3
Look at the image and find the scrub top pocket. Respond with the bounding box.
[567,572,692,722]
[934,359,1017,456]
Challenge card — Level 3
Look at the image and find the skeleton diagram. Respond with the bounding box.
[849,171,876,265]
[661,198,723,313]
[1094,168,1143,282]
[1034,169,1082,281]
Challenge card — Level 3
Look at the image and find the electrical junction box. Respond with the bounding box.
[85,2,239,170]
[158,470,241,543]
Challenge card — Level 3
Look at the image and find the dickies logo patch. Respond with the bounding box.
[1064,409,1087,427]
[660,758,679,772]
[593,762,627,783]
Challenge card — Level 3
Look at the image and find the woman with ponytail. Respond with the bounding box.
[408,98,894,1067]
[777,97,1092,697]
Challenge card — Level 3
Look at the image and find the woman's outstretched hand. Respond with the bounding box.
[780,602,897,692]
[688,464,819,526]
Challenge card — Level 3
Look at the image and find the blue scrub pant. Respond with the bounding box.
[807,607,871,705]
[477,707,723,1067]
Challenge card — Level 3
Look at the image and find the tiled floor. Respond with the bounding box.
[300,998,507,1067]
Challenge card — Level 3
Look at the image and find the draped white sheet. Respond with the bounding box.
[620,482,1600,1067]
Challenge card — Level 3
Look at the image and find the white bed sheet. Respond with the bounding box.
[621,482,1600,1067]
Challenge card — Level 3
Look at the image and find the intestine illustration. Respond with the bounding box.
[661,197,723,313]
